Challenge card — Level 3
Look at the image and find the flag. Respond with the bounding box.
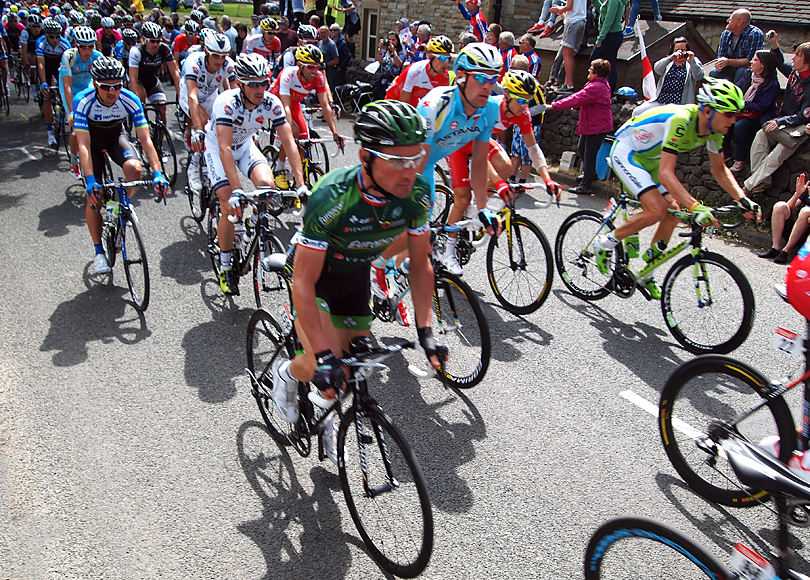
[636,19,656,101]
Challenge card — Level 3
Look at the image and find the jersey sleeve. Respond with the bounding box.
[35,36,46,57]
[224,57,236,82]
[160,44,174,63]
[314,71,327,94]
[266,94,288,127]
[128,45,141,68]
[402,63,420,93]
[59,48,73,77]
[73,90,92,132]
[212,92,237,127]
[407,177,430,237]
[121,89,148,130]
[705,134,722,155]
[278,68,293,96]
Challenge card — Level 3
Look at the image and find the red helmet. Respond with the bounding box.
[786,241,810,319]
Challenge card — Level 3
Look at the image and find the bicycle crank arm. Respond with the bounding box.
[365,479,400,498]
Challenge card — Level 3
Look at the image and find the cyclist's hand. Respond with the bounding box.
[332,132,345,152]
[295,184,311,204]
[190,129,205,153]
[153,169,169,202]
[41,82,49,92]
[417,327,448,370]
[495,181,514,203]
[85,175,101,209]
[691,203,717,228]
[736,196,762,222]
[545,178,562,205]
[312,350,346,396]
[330,103,341,119]
[228,188,244,219]
[478,208,502,236]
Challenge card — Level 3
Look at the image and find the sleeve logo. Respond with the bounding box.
[223,104,233,115]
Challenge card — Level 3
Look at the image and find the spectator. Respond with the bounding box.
[318,24,339,87]
[330,23,351,87]
[406,23,431,64]
[516,34,542,79]
[590,0,627,90]
[132,12,143,35]
[305,0,317,22]
[373,31,404,99]
[498,31,518,79]
[632,36,704,116]
[289,0,305,27]
[250,14,261,35]
[221,15,238,55]
[455,0,487,43]
[759,173,810,264]
[277,16,298,52]
[485,23,501,47]
[527,0,560,38]
[546,58,613,195]
[234,22,248,55]
[309,14,320,29]
[337,0,360,37]
[459,32,477,50]
[725,49,780,173]
[161,16,179,45]
[397,18,413,49]
[709,9,764,83]
[622,0,661,38]
[547,0,587,92]
[742,38,810,196]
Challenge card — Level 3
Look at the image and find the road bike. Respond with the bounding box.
[259,132,334,192]
[50,86,69,156]
[134,102,178,187]
[0,69,9,115]
[584,437,810,579]
[185,146,212,223]
[246,306,433,577]
[555,195,755,354]
[10,52,30,102]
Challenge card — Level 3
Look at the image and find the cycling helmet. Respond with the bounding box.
[259,17,279,32]
[68,9,84,25]
[7,11,17,20]
[54,13,68,28]
[203,31,230,55]
[141,21,162,40]
[189,9,204,22]
[73,25,97,46]
[100,16,114,28]
[121,28,138,43]
[267,2,280,15]
[28,14,41,26]
[48,6,58,15]
[61,3,71,13]
[29,6,40,15]
[697,77,745,113]
[233,53,269,80]
[183,20,200,34]
[425,35,453,56]
[113,14,122,23]
[19,9,28,18]
[502,69,540,100]
[453,42,502,74]
[123,14,133,24]
[9,4,18,12]
[295,44,322,65]
[91,56,125,81]
[90,12,101,25]
[297,24,317,40]
[42,18,62,35]
[354,100,426,149]
[616,86,637,99]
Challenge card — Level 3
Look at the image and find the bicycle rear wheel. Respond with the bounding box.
[584,516,732,580]
[252,232,286,309]
[659,355,795,507]
[154,124,178,187]
[307,129,330,173]
[431,183,453,224]
[121,212,150,311]
[0,83,9,115]
[486,216,553,314]
[555,209,619,300]
[339,404,433,578]
[304,159,324,190]
[207,198,222,278]
[188,181,207,223]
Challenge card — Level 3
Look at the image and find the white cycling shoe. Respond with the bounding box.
[93,253,111,274]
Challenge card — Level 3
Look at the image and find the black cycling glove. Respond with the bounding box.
[312,349,346,395]
[417,327,448,364]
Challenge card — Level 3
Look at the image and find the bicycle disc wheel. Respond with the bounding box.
[339,404,433,578]
[584,516,731,580]
[308,128,330,173]
[252,232,286,309]
[661,252,755,354]
[433,272,490,388]
[207,199,222,278]
[155,125,178,187]
[659,355,795,507]
[486,216,553,314]
[122,213,150,311]
[246,308,298,447]
[555,209,619,300]
[431,183,453,224]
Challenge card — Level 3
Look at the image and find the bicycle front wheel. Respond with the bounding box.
[431,183,453,224]
[122,213,150,311]
[207,199,222,278]
[252,232,286,309]
[154,125,178,187]
[433,272,490,388]
[307,128,330,173]
[659,355,795,507]
[486,216,553,314]
[555,209,618,301]
[339,404,433,578]
[584,516,732,580]
[661,252,755,354]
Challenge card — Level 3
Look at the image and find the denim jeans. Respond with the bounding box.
[626,0,660,27]
[590,30,623,90]
[538,0,558,26]
[578,132,609,191]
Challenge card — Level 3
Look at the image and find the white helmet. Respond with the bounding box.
[233,53,269,80]
[73,25,97,46]
[204,31,230,55]
[453,42,503,74]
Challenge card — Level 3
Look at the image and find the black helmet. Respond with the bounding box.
[354,100,426,149]
[184,20,200,34]
[91,56,126,81]
[141,21,162,40]
[122,28,138,43]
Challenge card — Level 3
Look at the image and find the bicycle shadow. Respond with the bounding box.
[0,191,26,213]
[159,216,209,286]
[40,263,151,366]
[38,183,87,238]
[235,421,359,579]
[0,149,64,181]
[475,297,554,364]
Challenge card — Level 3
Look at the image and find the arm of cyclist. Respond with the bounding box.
[36,55,46,88]
[471,139,502,236]
[275,120,309,197]
[316,87,343,150]
[658,150,717,227]
[522,130,561,201]
[407,229,447,370]
[75,129,101,206]
[167,59,181,96]
[134,123,169,197]
[215,123,244,218]
[708,149,761,221]
[186,79,208,153]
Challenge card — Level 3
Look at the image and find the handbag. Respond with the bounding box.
[767,125,809,150]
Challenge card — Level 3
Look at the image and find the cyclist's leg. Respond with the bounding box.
[86,146,107,245]
[108,128,142,198]
[133,78,148,105]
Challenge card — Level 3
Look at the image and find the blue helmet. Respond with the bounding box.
[616,86,638,99]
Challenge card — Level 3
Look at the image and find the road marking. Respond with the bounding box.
[620,389,705,438]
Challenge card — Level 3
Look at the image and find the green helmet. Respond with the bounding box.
[354,100,426,149]
[697,78,745,113]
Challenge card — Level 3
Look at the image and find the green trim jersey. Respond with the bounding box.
[615,104,723,159]
[298,165,431,273]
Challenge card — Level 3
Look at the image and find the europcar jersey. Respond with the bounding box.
[73,86,147,139]
[59,47,103,103]
[205,87,287,149]
[298,165,430,273]
[270,65,327,104]
[178,51,236,114]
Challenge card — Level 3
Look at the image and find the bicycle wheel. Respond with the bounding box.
[52,103,64,144]
[431,183,453,224]
[154,124,178,187]
[0,83,9,115]
[433,272,490,388]
[246,308,298,447]
[307,128,330,173]
[102,216,118,269]
[486,216,553,314]
[554,209,619,301]
[433,163,450,189]
[207,199,222,278]
[252,232,286,309]
[660,355,796,507]
[14,64,22,97]
[584,516,732,580]
[121,212,150,311]
[22,69,29,102]
[339,404,433,578]
[661,252,755,354]
[304,160,324,191]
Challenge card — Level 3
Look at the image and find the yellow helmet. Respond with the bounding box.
[259,17,279,32]
[295,44,323,65]
[426,35,454,56]
[502,70,540,101]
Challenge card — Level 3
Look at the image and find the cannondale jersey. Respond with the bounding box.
[206,87,287,149]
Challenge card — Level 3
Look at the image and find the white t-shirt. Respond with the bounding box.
[566,0,587,24]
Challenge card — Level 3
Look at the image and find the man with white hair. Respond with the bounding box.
[709,8,764,83]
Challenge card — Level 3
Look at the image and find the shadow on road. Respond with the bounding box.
[38,183,86,237]
[159,216,209,286]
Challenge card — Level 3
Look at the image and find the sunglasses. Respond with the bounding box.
[367,148,426,170]
[722,111,738,119]
[472,73,499,85]
[302,64,319,70]
[509,94,531,105]
[47,34,60,39]
[147,39,161,43]
[98,82,123,91]
[242,79,269,88]
[434,55,450,62]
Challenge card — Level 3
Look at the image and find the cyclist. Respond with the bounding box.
[180,31,235,194]
[385,35,453,106]
[64,10,85,45]
[95,16,121,57]
[0,21,8,97]
[171,20,200,65]
[73,57,169,274]
[269,44,343,189]
[37,18,70,148]
[20,14,43,81]
[5,12,24,53]
[114,27,137,67]
[204,53,309,296]
[276,23,317,73]
[595,78,762,299]
[243,16,280,69]
[58,25,102,179]
[271,100,448,465]
[128,21,180,124]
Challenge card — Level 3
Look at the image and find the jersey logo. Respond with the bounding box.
[273,105,281,116]
[256,116,264,124]
[450,121,458,130]
[634,130,655,144]
[223,104,233,115]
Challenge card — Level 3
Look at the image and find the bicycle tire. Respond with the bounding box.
[122,212,150,311]
[154,124,178,187]
[304,160,324,191]
[555,209,620,301]
[252,232,286,309]
[308,128,330,173]
[245,308,298,447]
[584,516,732,580]
[102,215,118,269]
[22,69,29,102]
[207,198,222,278]
[659,355,795,507]
[433,163,450,189]
[187,153,207,222]
[0,83,9,115]
[339,404,433,578]
[486,216,553,314]
[433,271,490,388]
[431,183,453,224]
[14,63,22,97]
[52,102,64,144]
[661,252,755,354]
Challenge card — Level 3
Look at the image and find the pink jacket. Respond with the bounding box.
[550,76,613,135]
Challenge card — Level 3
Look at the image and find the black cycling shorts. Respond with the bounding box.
[91,125,139,180]
[314,263,373,330]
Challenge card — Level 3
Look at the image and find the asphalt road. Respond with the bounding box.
[0,89,808,579]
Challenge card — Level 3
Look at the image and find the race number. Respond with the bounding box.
[772,327,805,357]
[278,305,293,335]
[729,543,776,580]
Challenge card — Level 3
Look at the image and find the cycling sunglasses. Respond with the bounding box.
[472,73,499,85]
[47,34,61,39]
[242,79,269,88]
[97,82,123,91]
[367,148,426,170]
[302,63,319,70]
[434,55,450,62]
[508,93,531,105]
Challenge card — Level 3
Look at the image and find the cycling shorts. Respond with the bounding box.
[447,138,507,189]
[609,138,668,199]
[289,102,310,140]
[138,75,166,103]
[91,126,138,180]
[314,263,373,331]
[204,140,267,192]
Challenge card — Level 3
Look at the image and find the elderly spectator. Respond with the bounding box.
[743,38,810,196]
[517,34,541,78]
[330,23,351,87]
[590,0,627,89]
[220,16,238,56]
[498,31,518,77]
[373,31,405,99]
[546,0,587,92]
[527,0,560,38]
[455,0,487,43]
[759,173,810,264]
[725,49,780,173]
[632,36,704,116]
[459,32,477,49]
[546,58,613,195]
[397,18,413,49]
[709,9,764,83]
[485,23,501,46]
[319,25,339,87]
[407,23,431,64]
[277,16,298,52]
[622,0,661,38]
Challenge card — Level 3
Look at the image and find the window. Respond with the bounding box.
[361,2,379,60]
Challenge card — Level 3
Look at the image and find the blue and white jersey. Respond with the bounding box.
[113,39,132,62]
[58,47,103,106]
[73,86,147,138]
[36,35,71,67]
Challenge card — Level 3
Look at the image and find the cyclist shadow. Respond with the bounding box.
[40,264,151,366]
[0,191,26,213]
[159,216,209,286]
[235,421,356,579]
[0,151,63,181]
[475,298,554,363]
[38,184,87,238]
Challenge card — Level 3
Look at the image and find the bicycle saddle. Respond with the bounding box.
[355,81,373,90]
[260,253,288,272]
[724,438,810,502]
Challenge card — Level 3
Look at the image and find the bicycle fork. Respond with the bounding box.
[355,409,399,498]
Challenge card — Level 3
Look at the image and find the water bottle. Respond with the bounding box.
[643,240,667,264]
[233,220,245,251]
[625,234,640,259]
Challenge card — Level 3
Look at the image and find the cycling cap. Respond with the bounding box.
[101,16,114,28]
[295,44,323,65]
[42,18,62,34]
[354,100,426,149]
[91,56,126,81]
[297,24,317,40]
[502,69,540,100]
[184,20,200,34]
[141,22,162,40]
[122,28,138,43]
[68,9,84,25]
[204,31,230,55]
[259,17,279,32]
[233,53,269,80]
[426,35,453,55]
[697,78,745,113]
[454,42,502,74]
[73,26,97,46]
[787,241,810,320]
